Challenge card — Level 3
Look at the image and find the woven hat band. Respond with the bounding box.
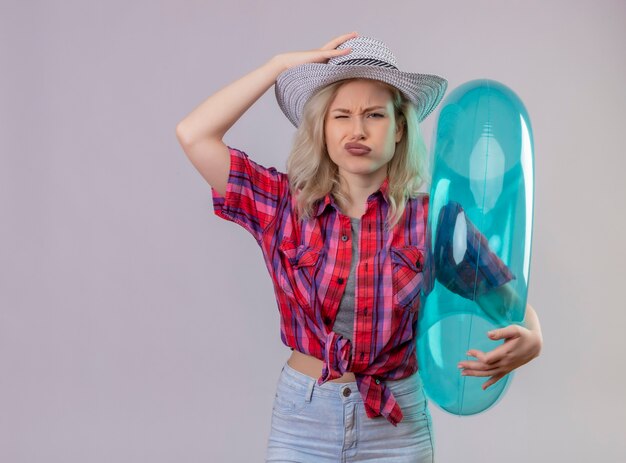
[337,58,398,69]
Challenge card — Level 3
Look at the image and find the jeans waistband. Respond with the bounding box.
[278,361,422,400]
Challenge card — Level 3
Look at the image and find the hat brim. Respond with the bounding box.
[275,63,448,127]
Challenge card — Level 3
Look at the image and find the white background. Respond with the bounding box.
[1,0,625,461]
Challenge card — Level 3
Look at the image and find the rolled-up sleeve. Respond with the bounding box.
[211,146,285,242]
[428,201,515,299]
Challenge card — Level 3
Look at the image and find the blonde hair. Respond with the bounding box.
[286,78,430,230]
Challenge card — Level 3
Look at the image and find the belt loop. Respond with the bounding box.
[305,379,315,402]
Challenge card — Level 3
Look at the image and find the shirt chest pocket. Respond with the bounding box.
[390,246,425,313]
[277,238,322,308]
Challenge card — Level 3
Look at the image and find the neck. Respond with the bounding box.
[339,169,386,218]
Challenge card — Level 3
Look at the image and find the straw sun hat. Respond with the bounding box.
[274,35,448,128]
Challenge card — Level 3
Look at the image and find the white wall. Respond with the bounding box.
[1,0,624,461]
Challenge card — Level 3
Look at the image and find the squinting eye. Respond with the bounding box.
[333,114,384,119]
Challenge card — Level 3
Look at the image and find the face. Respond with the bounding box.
[324,79,404,186]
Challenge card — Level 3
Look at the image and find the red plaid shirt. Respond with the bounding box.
[211,147,513,426]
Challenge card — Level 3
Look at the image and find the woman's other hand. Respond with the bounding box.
[272,32,358,72]
[457,304,543,390]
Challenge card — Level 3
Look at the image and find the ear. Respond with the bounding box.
[395,117,405,143]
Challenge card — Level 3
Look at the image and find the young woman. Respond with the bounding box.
[176,32,543,462]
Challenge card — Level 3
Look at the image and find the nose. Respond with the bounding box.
[350,117,366,140]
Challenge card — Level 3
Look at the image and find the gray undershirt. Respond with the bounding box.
[332,217,360,342]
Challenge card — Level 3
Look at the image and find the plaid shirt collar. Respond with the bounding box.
[312,176,391,218]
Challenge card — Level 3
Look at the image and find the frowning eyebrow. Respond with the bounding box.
[330,106,387,113]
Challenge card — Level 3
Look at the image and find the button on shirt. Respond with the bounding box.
[211,147,514,426]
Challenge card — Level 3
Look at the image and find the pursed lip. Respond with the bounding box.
[344,142,371,154]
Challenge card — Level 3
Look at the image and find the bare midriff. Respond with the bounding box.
[288,349,357,383]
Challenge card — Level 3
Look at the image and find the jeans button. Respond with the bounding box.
[342,387,351,397]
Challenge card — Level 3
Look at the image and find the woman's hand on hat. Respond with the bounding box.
[272,32,358,72]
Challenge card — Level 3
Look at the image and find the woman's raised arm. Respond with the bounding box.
[175,58,285,196]
[175,32,358,195]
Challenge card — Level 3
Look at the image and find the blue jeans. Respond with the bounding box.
[265,361,435,462]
